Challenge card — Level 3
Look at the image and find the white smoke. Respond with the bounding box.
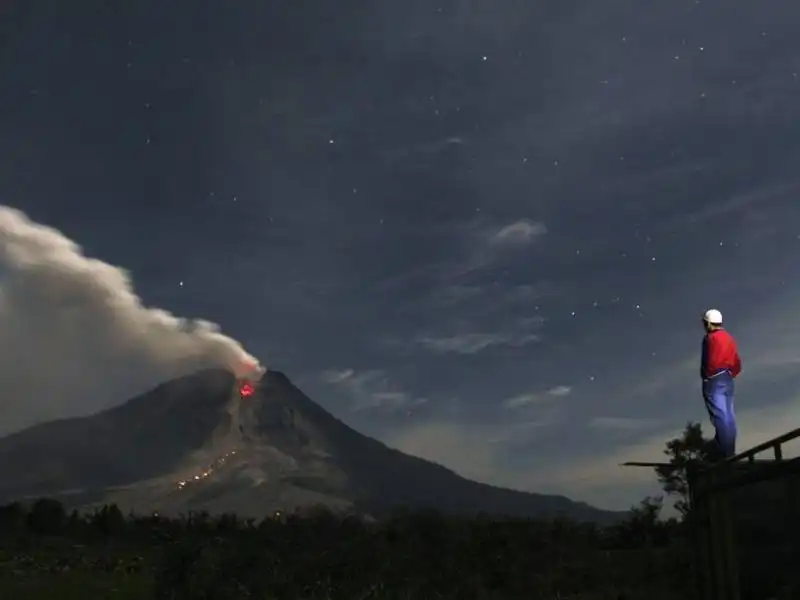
[0,206,264,435]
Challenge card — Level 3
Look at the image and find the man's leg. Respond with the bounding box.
[703,377,736,459]
[722,380,737,458]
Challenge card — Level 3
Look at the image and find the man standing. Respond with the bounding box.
[701,309,742,459]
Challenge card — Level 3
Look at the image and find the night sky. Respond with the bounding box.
[3,1,800,509]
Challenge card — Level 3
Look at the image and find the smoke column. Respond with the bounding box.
[0,206,264,435]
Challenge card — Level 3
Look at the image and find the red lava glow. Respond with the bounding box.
[239,382,255,398]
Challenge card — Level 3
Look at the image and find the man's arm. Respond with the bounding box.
[700,336,708,379]
[732,348,742,377]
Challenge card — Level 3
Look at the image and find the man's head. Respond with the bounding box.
[703,308,723,333]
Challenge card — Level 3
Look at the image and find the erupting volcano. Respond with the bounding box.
[0,368,620,524]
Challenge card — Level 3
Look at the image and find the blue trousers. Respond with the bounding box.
[702,372,737,459]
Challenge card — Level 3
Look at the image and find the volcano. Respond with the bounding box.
[0,369,621,523]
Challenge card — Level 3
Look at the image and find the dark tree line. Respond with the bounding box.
[0,500,690,599]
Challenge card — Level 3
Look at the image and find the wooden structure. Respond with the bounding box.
[623,427,800,600]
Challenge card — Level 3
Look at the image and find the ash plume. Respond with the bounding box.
[0,206,264,435]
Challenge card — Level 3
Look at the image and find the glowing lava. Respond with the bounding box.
[239,382,255,398]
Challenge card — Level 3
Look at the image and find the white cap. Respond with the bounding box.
[703,308,723,325]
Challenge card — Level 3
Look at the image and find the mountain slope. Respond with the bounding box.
[0,369,622,523]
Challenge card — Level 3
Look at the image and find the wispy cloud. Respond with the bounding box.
[489,219,548,247]
[374,219,552,313]
[548,385,572,397]
[425,282,557,319]
[503,394,541,409]
[418,136,467,154]
[414,314,546,356]
[503,385,572,409]
[321,368,356,384]
[427,281,554,309]
[385,136,468,162]
[417,331,540,354]
[456,219,549,275]
[321,368,427,413]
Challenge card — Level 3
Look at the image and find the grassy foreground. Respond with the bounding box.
[0,540,151,600]
[0,499,690,599]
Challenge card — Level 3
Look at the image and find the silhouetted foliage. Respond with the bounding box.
[654,421,713,517]
[612,496,679,549]
[0,501,26,533]
[0,498,692,599]
[25,497,66,535]
[88,503,126,537]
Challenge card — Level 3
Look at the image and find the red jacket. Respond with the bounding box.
[701,329,742,379]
